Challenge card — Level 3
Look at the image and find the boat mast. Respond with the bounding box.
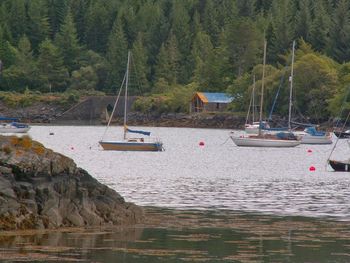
[123,51,131,140]
[253,75,256,123]
[288,40,295,131]
[259,41,267,136]
[246,75,256,125]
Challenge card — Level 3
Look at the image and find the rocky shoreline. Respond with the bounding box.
[0,135,143,230]
[0,99,334,129]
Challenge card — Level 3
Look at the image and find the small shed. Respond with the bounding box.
[190,92,233,113]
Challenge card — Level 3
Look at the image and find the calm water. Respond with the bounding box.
[1,125,350,262]
[29,125,350,220]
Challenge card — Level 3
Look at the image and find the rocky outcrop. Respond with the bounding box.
[0,136,143,230]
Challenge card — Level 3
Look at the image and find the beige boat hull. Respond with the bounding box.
[230,136,301,147]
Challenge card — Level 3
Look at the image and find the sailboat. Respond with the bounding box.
[244,75,272,134]
[99,51,163,151]
[294,126,332,144]
[0,117,30,133]
[231,41,300,147]
[327,112,350,171]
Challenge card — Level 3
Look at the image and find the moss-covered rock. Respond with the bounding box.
[0,136,143,230]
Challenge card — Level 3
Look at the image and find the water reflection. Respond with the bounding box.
[1,208,349,262]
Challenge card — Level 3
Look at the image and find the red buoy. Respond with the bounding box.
[199,141,205,146]
[307,149,312,153]
[309,166,316,171]
[71,147,74,150]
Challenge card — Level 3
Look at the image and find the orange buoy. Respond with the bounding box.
[309,166,316,171]
[199,141,205,146]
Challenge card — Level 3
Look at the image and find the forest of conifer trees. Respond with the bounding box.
[0,0,349,119]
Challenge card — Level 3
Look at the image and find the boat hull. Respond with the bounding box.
[334,131,350,139]
[245,127,259,134]
[230,136,301,147]
[0,127,31,133]
[297,134,333,144]
[329,160,350,172]
[99,141,163,151]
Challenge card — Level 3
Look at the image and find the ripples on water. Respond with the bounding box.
[29,126,350,220]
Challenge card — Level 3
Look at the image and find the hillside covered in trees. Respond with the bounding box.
[0,0,349,120]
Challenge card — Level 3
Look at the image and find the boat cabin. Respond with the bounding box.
[190,92,233,113]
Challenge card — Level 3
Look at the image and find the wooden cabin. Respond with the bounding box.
[190,92,233,113]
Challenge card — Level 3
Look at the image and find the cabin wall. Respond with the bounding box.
[191,95,204,112]
[203,102,229,112]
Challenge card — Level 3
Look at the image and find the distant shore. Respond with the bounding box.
[0,100,334,130]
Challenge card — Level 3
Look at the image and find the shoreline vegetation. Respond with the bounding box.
[0,92,336,130]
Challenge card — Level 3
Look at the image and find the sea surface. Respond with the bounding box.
[1,125,349,262]
[29,125,350,220]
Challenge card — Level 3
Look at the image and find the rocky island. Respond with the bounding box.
[0,135,143,230]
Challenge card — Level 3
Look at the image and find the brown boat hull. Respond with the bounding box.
[99,141,163,151]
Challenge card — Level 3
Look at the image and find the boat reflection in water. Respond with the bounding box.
[0,208,349,262]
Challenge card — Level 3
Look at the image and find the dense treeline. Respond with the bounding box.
[0,0,349,119]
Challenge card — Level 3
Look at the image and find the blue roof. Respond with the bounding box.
[202,92,233,103]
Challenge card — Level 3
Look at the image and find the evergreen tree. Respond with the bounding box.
[199,46,228,91]
[55,9,81,73]
[84,1,112,53]
[310,1,331,52]
[2,35,39,91]
[202,0,220,46]
[26,0,50,52]
[0,26,16,69]
[69,0,90,44]
[293,0,312,42]
[131,33,150,94]
[47,0,68,38]
[105,19,128,93]
[271,0,293,61]
[255,0,273,14]
[154,32,180,88]
[118,5,137,46]
[3,0,26,43]
[236,0,256,17]
[222,18,262,77]
[170,1,192,83]
[192,31,214,86]
[327,0,350,62]
[266,21,279,64]
[37,38,69,92]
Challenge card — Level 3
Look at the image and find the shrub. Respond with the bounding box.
[2,145,11,154]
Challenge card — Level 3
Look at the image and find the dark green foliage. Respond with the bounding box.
[47,0,68,37]
[25,0,50,53]
[327,0,350,62]
[106,19,128,93]
[37,39,69,92]
[154,32,180,88]
[0,0,347,119]
[55,9,81,73]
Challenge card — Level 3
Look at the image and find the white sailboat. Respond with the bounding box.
[99,51,163,151]
[295,127,333,144]
[0,117,30,133]
[231,41,301,147]
[287,41,332,145]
